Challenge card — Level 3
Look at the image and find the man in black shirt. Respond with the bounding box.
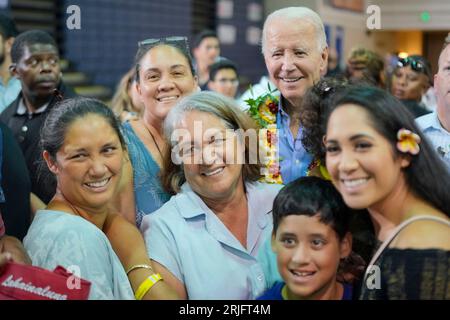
[0,30,75,203]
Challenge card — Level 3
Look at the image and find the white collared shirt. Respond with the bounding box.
[416,111,450,172]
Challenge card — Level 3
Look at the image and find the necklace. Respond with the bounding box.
[143,121,164,161]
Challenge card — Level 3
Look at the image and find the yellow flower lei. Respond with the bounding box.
[245,87,282,184]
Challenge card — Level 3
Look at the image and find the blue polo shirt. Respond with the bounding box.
[141,181,282,300]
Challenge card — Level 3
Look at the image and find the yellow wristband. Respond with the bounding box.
[135,273,163,300]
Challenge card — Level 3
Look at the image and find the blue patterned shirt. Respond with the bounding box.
[276,99,312,183]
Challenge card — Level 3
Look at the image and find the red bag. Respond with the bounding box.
[0,262,91,300]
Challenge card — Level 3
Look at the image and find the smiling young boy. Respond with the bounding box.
[258,177,354,300]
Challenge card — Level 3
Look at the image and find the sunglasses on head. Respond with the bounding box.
[396,57,426,73]
[138,36,188,49]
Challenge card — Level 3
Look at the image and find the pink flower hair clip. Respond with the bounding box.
[397,128,421,155]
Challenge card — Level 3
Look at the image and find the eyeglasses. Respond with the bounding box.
[138,36,189,49]
[216,78,239,86]
[396,57,426,74]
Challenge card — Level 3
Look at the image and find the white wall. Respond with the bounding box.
[317,0,373,63]
[369,0,450,30]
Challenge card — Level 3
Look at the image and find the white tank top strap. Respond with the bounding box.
[364,215,450,280]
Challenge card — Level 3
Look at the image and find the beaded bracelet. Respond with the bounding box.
[135,273,163,300]
[126,264,154,276]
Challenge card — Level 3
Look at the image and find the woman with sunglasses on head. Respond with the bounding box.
[390,55,432,118]
[114,37,199,227]
[324,85,450,299]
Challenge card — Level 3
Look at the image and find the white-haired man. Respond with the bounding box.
[261,6,328,184]
[416,35,450,172]
[256,7,329,292]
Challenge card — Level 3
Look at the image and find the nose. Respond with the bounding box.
[158,75,176,92]
[201,143,220,165]
[291,243,311,264]
[337,149,358,173]
[89,157,108,177]
[396,74,407,86]
[281,52,296,72]
[40,60,53,73]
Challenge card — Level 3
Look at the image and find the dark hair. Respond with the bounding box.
[41,97,126,160]
[326,85,450,216]
[272,176,350,240]
[0,13,18,39]
[300,77,349,163]
[192,29,217,49]
[346,47,385,87]
[208,58,238,81]
[11,30,57,63]
[396,54,433,85]
[134,39,195,83]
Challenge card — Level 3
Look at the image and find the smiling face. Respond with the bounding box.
[435,45,450,114]
[263,18,327,107]
[12,43,60,100]
[44,114,124,211]
[391,65,429,101]
[325,104,409,210]
[137,45,198,123]
[176,110,244,202]
[272,214,351,300]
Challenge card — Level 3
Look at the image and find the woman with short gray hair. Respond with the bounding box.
[141,91,282,299]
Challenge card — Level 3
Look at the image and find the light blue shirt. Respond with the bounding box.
[257,232,282,288]
[0,77,21,113]
[416,111,450,172]
[24,210,134,300]
[277,98,313,184]
[141,181,282,300]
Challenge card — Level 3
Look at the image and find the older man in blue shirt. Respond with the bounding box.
[416,35,450,172]
[261,7,328,183]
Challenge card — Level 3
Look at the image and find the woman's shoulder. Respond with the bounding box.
[391,215,450,251]
[28,210,108,244]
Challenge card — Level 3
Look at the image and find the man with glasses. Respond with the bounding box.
[207,58,239,98]
[417,35,450,172]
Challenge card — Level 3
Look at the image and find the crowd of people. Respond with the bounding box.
[0,6,449,300]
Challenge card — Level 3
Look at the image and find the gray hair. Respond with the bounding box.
[164,91,240,144]
[161,91,263,194]
[261,7,327,55]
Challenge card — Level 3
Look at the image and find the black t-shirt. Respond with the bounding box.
[0,82,76,203]
[0,121,31,240]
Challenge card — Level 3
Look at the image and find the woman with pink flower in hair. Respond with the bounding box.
[323,85,450,299]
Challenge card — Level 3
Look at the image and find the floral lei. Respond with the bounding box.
[245,85,283,184]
